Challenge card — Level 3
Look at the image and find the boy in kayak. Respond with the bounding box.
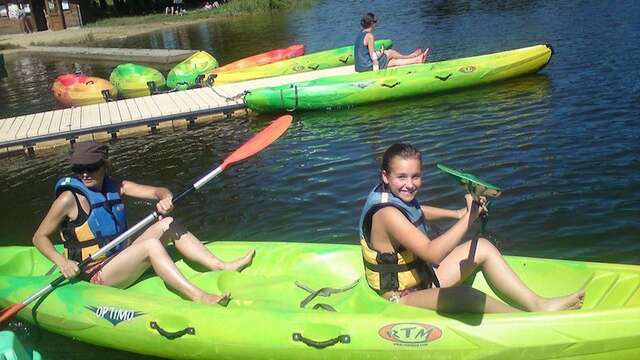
[32,141,254,305]
[359,143,585,312]
[355,13,428,72]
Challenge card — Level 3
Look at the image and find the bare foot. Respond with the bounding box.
[536,290,585,311]
[410,48,423,57]
[421,48,430,63]
[223,249,255,272]
[195,292,231,306]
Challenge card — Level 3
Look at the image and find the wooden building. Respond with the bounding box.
[0,0,83,34]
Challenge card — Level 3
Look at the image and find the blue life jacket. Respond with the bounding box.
[358,184,439,293]
[55,176,128,262]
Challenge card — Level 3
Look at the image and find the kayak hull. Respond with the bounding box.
[166,51,219,91]
[214,45,305,73]
[1,241,639,360]
[52,74,117,107]
[109,63,166,98]
[201,40,392,86]
[244,44,553,112]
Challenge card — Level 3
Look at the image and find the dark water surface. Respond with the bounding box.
[1,0,639,358]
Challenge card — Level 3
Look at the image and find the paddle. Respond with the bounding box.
[0,114,293,326]
[436,163,502,234]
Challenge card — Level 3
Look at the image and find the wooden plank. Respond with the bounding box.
[58,108,73,133]
[107,101,122,125]
[81,104,101,129]
[69,107,83,130]
[6,116,26,139]
[166,92,191,113]
[48,110,63,133]
[37,111,55,136]
[200,88,225,108]
[26,112,45,137]
[14,114,36,140]
[98,103,110,126]
[174,91,202,112]
[190,89,213,110]
[125,99,142,121]
[117,99,132,122]
[151,93,179,116]
[135,97,154,119]
[0,117,17,140]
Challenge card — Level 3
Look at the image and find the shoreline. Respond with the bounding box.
[0,14,231,59]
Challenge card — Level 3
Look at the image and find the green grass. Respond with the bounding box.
[0,43,23,50]
[88,0,312,27]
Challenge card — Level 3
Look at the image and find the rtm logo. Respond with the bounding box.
[378,323,442,346]
[86,305,145,326]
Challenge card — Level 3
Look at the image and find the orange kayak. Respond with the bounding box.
[214,44,304,73]
[52,74,117,107]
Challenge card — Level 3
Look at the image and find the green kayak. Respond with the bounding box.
[0,331,41,360]
[167,51,219,91]
[109,63,166,99]
[244,44,553,112]
[1,241,639,359]
[200,40,393,86]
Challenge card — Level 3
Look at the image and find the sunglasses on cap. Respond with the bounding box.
[71,161,104,174]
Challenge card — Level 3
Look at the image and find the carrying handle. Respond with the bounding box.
[150,321,195,340]
[292,332,350,349]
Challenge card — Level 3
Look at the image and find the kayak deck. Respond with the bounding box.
[1,242,640,360]
[2,241,639,313]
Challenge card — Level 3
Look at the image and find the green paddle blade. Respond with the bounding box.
[437,163,502,199]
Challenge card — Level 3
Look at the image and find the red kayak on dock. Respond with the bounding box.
[214,44,304,73]
[52,73,116,107]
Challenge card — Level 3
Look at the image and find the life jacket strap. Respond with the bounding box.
[362,260,418,273]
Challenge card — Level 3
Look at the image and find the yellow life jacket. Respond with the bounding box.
[358,184,439,293]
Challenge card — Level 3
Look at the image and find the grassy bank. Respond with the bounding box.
[89,0,313,27]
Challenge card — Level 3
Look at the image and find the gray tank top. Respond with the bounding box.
[354,31,373,72]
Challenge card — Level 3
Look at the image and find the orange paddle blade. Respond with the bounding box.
[0,303,25,326]
[221,115,292,169]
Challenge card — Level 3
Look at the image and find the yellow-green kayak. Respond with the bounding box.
[245,44,553,112]
[167,51,219,91]
[200,40,393,86]
[1,241,639,359]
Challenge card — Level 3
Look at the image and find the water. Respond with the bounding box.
[1,0,639,358]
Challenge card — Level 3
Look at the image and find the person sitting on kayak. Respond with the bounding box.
[359,143,585,312]
[32,141,255,305]
[354,13,428,72]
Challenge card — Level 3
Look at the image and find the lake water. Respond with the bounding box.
[1,0,639,358]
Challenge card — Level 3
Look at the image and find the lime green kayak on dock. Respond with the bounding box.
[200,40,392,86]
[1,241,639,360]
[109,63,166,99]
[167,51,219,91]
[244,44,553,112]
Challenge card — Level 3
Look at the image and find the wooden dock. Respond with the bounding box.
[0,65,356,153]
[27,46,197,64]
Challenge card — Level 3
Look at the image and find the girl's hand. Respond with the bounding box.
[57,259,79,279]
[156,195,174,215]
[464,194,483,222]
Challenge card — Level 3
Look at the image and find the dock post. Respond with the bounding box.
[25,145,35,158]
[186,116,197,130]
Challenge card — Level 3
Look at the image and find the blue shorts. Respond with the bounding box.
[355,53,389,72]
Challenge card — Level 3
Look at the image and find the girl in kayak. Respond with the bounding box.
[33,141,254,305]
[359,143,585,312]
[355,13,428,72]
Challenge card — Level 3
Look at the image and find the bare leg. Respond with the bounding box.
[398,286,521,313]
[384,49,420,60]
[436,238,585,311]
[97,218,229,304]
[162,219,255,272]
[388,57,423,67]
